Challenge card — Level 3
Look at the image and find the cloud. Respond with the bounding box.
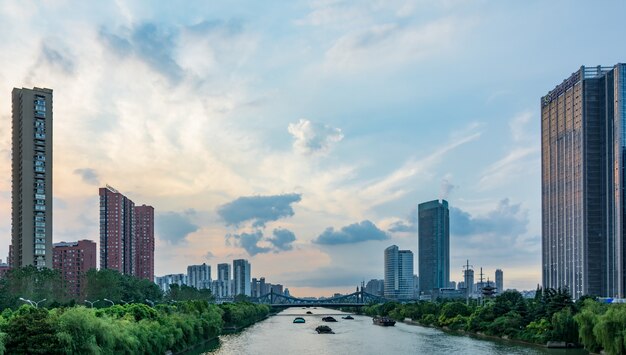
[314,220,389,245]
[288,119,344,155]
[227,230,271,256]
[217,193,302,227]
[99,23,183,83]
[451,199,528,238]
[268,228,296,251]
[41,43,75,74]
[388,208,417,233]
[440,176,456,199]
[73,168,100,185]
[156,210,199,244]
[204,251,215,260]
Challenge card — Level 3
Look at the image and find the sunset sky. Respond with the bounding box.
[0,0,625,297]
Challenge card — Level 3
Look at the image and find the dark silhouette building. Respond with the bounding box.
[418,199,450,295]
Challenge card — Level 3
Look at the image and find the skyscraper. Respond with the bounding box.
[11,87,53,268]
[541,64,626,298]
[233,259,251,297]
[384,245,414,299]
[187,263,211,289]
[418,199,450,295]
[495,269,504,294]
[216,263,231,297]
[52,240,97,296]
[99,186,135,274]
[134,204,154,281]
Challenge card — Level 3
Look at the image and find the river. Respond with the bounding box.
[197,307,587,355]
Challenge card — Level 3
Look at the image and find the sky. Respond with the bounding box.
[0,0,625,297]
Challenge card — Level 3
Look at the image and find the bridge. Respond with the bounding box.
[250,289,390,307]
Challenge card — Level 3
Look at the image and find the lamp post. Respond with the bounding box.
[85,299,100,308]
[120,299,133,305]
[145,299,155,307]
[33,298,47,308]
[103,298,115,306]
[19,297,35,307]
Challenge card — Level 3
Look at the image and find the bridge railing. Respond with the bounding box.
[250,290,390,305]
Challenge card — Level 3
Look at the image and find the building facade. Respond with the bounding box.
[99,186,153,280]
[134,205,154,281]
[384,245,414,299]
[541,64,626,298]
[155,273,187,293]
[52,240,97,296]
[495,269,504,294]
[365,279,384,296]
[216,263,231,298]
[233,259,251,297]
[11,87,53,268]
[187,263,211,289]
[99,186,135,274]
[418,199,450,295]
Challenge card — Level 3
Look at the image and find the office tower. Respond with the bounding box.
[11,87,53,268]
[188,263,211,289]
[418,200,450,295]
[52,240,97,296]
[233,259,251,296]
[155,273,187,293]
[541,64,626,298]
[495,269,504,294]
[464,268,475,298]
[134,205,154,281]
[365,279,384,296]
[259,277,266,295]
[384,245,414,299]
[99,186,135,274]
[217,263,231,297]
[271,284,284,295]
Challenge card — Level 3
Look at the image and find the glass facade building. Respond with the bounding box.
[383,245,414,299]
[418,200,450,295]
[541,64,626,298]
[233,259,251,297]
[11,87,53,268]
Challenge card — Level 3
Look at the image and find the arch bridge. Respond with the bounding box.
[250,289,389,308]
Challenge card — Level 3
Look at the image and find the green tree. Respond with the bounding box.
[4,306,61,354]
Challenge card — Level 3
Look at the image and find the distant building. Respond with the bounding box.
[233,259,251,296]
[216,263,231,297]
[155,273,187,293]
[284,288,290,297]
[271,284,284,295]
[449,281,456,290]
[187,263,211,289]
[384,245,414,299]
[464,268,474,298]
[134,204,154,281]
[541,64,626,298]
[12,87,53,268]
[413,275,420,298]
[0,260,11,279]
[418,200,450,295]
[495,269,504,294]
[365,279,384,296]
[52,240,97,296]
[99,186,153,281]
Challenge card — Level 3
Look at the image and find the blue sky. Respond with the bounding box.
[0,0,625,296]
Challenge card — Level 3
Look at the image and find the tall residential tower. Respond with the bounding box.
[233,259,251,297]
[383,245,414,299]
[418,199,450,295]
[541,64,626,298]
[11,87,53,268]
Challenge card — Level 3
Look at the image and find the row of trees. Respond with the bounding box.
[0,300,269,354]
[0,266,214,309]
[361,288,626,355]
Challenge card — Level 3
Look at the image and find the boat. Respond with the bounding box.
[342,315,354,320]
[306,311,313,314]
[372,316,396,326]
[315,325,334,334]
[293,317,305,324]
[322,316,337,322]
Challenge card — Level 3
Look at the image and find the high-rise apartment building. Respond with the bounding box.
[495,269,504,294]
[464,268,475,297]
[155,273,187,293]
[187,263,211,289]
[11,87,53,268]
[541,64,626,298]
[216,263,231,297]
[233,259,251,297]
[99,186,153,280]
[52,240,97,296]
[134,205,154,281]
[418,199,450,295]
[383,245,414,299]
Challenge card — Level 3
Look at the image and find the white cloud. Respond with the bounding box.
[288,119,344,155]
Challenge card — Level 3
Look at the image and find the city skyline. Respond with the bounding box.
[0,1,625,296]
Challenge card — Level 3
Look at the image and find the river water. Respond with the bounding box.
[201,307,587,355]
